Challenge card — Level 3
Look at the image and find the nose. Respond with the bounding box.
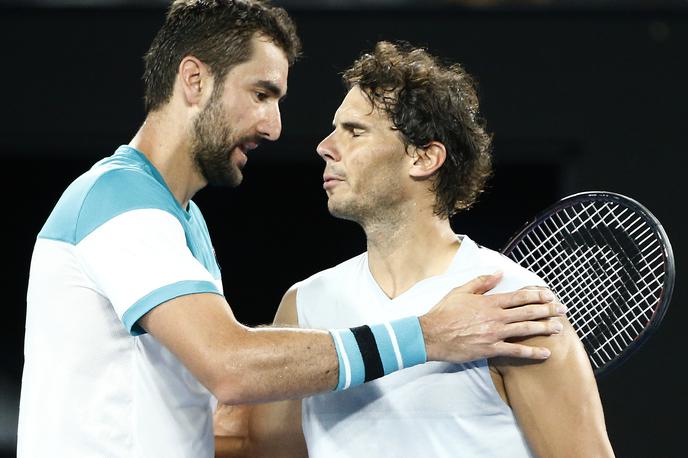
[316,131,339,162]
[258,102,282,141]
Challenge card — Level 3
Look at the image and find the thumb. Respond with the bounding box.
[454,271,503,295]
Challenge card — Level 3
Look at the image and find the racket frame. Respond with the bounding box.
[501,191,675,377]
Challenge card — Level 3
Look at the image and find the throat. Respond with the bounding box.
[366,232,461,300]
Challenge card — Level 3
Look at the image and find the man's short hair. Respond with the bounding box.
[343,41,493,218]
[143,0,301,112]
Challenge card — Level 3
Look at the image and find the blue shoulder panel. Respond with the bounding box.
[39,165,181,244]
[38,146,223,335]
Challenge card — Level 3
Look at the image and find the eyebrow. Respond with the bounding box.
[256,80,286,100]
[336,121,369,131]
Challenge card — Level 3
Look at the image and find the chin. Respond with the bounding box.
[207,166,243,188]
[327,200,359,222]
[227,169,243,188]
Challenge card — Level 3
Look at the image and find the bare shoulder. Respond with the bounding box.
[492,315,586,375]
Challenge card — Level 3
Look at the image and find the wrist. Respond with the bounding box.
[329,316,427,391]
[418,313,438,362]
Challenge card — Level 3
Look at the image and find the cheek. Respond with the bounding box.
[346,155,373,188]
[220,94,251,129]
[347,154,393,195]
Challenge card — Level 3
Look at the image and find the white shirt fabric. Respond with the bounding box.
[18,146,222,457]
[297,235,545,458]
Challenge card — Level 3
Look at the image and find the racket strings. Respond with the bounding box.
[550,204,661,359]
[506,199,667,372]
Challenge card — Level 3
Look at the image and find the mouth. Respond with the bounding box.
[234,141,260,167]
[237,141,259,155]
[323,173,345,190]
[243,141,258,152]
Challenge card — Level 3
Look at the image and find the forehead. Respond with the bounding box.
[334,86,392,126]
[223,35,289,91]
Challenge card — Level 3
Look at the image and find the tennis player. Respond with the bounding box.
[17,2,566,457]
[214,41,615,457]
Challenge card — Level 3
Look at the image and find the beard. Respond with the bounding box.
[327,169,408,228]
[327,194,365,222]
[190,92,255,188]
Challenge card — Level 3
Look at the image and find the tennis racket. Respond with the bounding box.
[501,191,674,377]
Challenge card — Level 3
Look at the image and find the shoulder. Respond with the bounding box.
[40,158,179,244]
[462,235,547,293]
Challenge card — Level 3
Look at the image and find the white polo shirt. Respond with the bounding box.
[18,145,222,457]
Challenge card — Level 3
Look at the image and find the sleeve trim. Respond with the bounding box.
[122,280,222,336]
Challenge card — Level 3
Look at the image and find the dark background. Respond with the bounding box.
[1,2,685,456]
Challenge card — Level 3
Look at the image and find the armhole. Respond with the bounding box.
[294,281,306,328]
[275,284,301,327]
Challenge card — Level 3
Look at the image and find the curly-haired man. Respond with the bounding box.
[214,41,614,458]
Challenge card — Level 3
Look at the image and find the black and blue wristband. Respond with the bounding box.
[328,316,427,391]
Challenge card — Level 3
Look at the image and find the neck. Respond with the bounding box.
[129,108,206,209]
[363,202,460,299]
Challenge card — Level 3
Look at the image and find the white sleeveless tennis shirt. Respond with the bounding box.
[297,235,544,458]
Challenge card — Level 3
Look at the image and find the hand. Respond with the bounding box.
[214,403,251,438]
[214,403,251,456]
[419,272,566,363]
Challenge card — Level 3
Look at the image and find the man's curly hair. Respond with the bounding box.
[343,41,493,218]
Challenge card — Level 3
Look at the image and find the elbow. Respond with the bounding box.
[204,325,260,405]
[211,376,254,405]
[206,348,259,405]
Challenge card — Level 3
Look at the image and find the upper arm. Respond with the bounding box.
[69,171,222,336]
[138,291,251,402]
[214,286,308,458]
[493,316,615,457]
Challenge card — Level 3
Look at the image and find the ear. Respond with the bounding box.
[409,141,447,179]
[178,55,212,107]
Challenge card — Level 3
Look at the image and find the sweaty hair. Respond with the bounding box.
[143,0,301,112]
[343,41,493,218]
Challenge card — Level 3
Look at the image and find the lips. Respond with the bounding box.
[323,172,345,190]
[238,141,258,155]
[242,141,258,152]
[233,140,260,168]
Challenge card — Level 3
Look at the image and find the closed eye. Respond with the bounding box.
[341,122,367,138]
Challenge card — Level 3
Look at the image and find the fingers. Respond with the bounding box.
[497,288,557,309]
[519,285,548,290]
[454,271,503,295]
[503,301,567,323]
[499,318,563,339]
[489,341,552,360]
[424,280,568,364]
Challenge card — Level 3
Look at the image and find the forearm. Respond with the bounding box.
[142,275,565,405]
[208,325,338,404]
[213,289,309,458]
[139,293,337,404]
